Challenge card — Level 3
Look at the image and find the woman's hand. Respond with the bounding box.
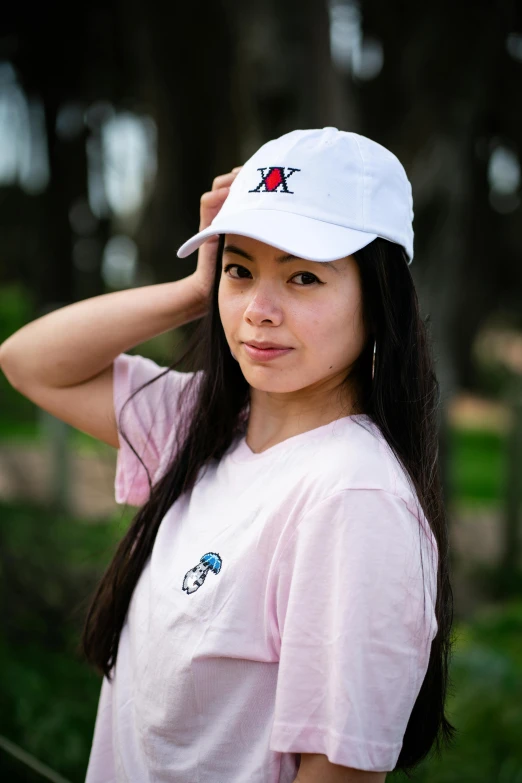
[190,167,242,305]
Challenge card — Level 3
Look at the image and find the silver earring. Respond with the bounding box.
[371,339,376,380]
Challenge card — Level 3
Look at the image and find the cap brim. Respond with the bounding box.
[176,209,379,263]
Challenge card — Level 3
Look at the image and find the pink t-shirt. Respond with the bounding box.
[85,352,438,783]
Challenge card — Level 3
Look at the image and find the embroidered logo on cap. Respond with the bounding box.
[249,166,301,194]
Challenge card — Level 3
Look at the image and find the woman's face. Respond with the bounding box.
[218,233,367,402]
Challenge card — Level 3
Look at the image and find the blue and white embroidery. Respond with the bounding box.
[182,552,223,595]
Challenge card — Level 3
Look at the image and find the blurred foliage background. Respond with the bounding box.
[0,0,522,780]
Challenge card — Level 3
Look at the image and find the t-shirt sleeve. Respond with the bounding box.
[269,488,438,773]
[112,352,200,507]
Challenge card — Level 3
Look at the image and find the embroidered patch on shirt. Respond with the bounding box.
[182,552,223,595]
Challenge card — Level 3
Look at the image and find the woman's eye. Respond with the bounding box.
[292,272,319,286]
[223,264,320,286]
[223,263,250,279]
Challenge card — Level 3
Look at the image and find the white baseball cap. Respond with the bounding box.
[176,127,414,264]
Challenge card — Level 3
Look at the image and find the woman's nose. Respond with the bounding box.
[243,291,283,324]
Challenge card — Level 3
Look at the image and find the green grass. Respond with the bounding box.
[0,400,115,454]
[391,601,522,782]
[0,499,132,781]
[449,427,507,508]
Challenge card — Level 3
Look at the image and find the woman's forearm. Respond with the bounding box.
[294,754,387,783]
[0,273,206,389]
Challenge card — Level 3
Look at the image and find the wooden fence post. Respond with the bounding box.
[501,375,522,578]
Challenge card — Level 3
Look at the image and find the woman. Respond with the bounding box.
[0,128,455,782]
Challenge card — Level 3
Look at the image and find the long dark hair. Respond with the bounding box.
[81,234,456,775]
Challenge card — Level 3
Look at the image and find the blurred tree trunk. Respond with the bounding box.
[8,2,116,512]
[356,0,522,509]
[36,98,86,312]
[132,0,354,289]
[10,1,110,314]
[227,0,355,153]
[126,0,240,287]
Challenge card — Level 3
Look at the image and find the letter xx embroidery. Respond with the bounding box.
[248,166,301,194]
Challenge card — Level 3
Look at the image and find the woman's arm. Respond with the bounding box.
[0,275,206,390]
[0,168,239,391]
[295,753,387,783]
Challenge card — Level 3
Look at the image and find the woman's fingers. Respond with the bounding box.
[199,167,243,231]
[201,185,230,209]
[191,166,243,302]
[199,186,230,230]
[211,167,242,190]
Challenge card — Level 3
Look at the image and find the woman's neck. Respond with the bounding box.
[244,387,362,454]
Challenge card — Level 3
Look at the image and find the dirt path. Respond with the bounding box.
[0,441,118,519]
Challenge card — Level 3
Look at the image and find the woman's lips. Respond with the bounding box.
[243,343,294,361]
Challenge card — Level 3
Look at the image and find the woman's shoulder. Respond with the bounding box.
[294,415,436,558]
[307,414,419,511]
[112,353,204,506]
[114,352,205,424]
[114,352,203,392]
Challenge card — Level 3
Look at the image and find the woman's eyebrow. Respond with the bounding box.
[223,244,337,270]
